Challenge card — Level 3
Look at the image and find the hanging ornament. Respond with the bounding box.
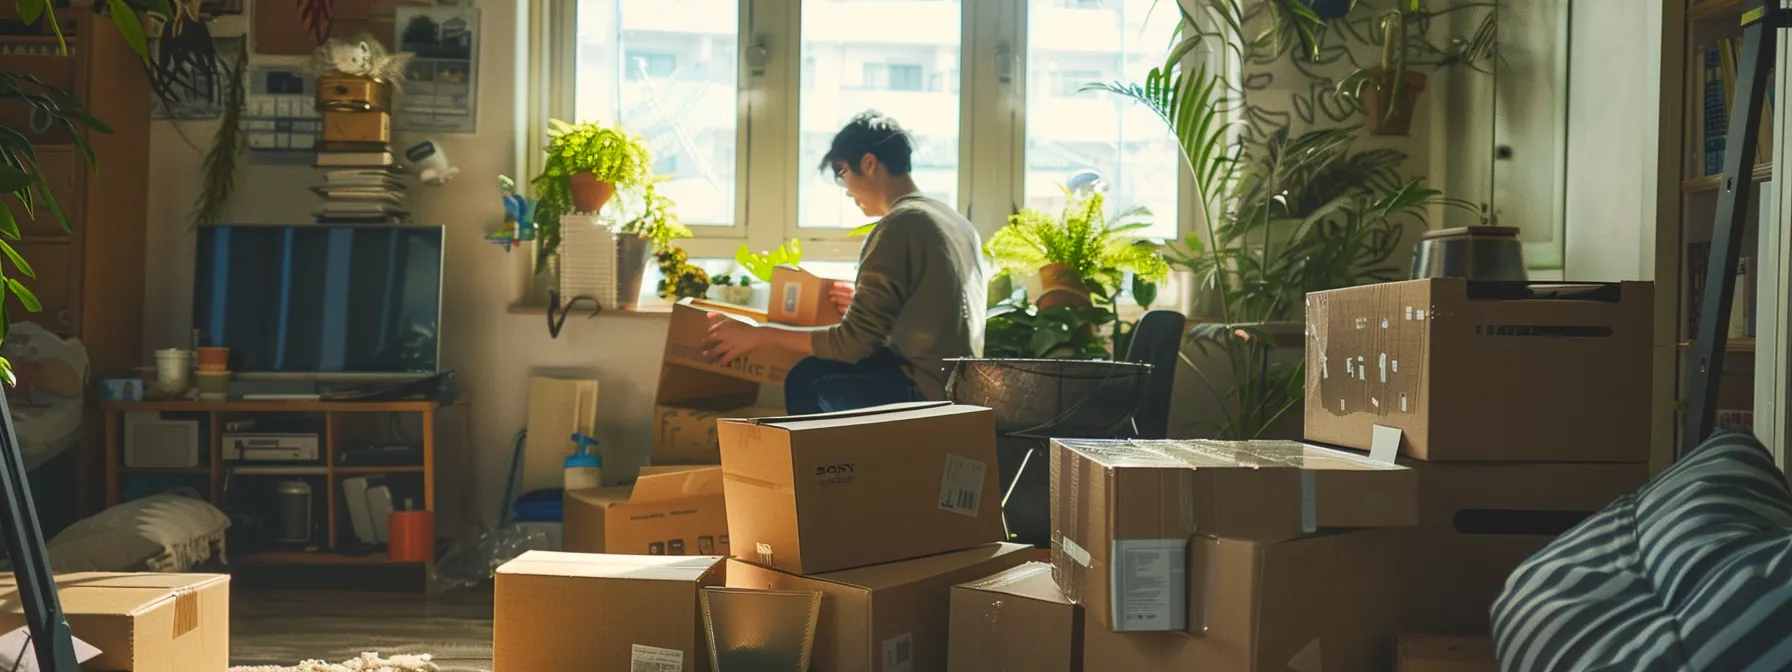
[297,0,334,44]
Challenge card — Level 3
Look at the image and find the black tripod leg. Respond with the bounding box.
[1684,3,1785,458]
[0,392,79,671]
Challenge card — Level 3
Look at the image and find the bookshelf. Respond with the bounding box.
[1676,0,1774,445]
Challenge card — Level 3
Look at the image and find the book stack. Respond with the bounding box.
[312,140,408,224]
[1697,37,1776,178]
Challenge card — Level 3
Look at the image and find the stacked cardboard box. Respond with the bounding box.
[0,572,232,672]
[1048,438,1420,670]
[1303,278,1655,636]
[562,465,729,556]
[717,402,1034,671]
[493,551,724,671]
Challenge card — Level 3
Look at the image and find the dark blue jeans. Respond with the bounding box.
[784,348,923,415]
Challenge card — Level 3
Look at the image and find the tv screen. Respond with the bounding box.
[193,224,443,377]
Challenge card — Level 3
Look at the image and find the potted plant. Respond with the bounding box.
[1087,13,1469,438]
[984,191,1170,310]
[530,119,653,265]
[615,179,689,309]
[655,246,710,301]
[1336,1,1498,135]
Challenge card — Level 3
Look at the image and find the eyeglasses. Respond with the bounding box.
[831,133,903,187]
[833,163,850,187]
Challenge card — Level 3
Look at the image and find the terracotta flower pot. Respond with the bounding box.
[1036,264,1092,309]
[1361,69,1428,137]
[568,172,615,214]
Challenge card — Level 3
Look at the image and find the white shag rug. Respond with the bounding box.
[230,652,440,672]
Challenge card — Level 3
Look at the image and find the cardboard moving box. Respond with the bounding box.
[718,402,1005,575]
[768,265,847,327]
[729,542,1032,672]
[495,551,723,672]
[1081,529,1404,672]
[1051,438,1416,633]
[948,562,1082,672]
[1398,459,1648,635]
[1304,278,1652,462]
[1397,634,1498,672]
[664,299,805,387]
[653,403,783,466]
[563,465,730,555]
[0,572,230,672]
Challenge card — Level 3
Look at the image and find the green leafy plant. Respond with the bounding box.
[984,292,1115,360]
[620,178,691,253]
[712,274,735,288]
[735,239,803,283]
[192,44,247,228]
[531,119,654,266]
[1335,1,1498,123]
[984,190,1170,293]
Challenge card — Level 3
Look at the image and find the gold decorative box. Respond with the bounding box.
[316,76,393,113]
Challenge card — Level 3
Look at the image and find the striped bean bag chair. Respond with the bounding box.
[1491,431,1792,671]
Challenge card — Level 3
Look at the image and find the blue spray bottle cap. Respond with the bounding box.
[565,433,602,469]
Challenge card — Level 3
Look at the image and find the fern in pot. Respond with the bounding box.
[984,190,1169,310]
[530,119,653,266]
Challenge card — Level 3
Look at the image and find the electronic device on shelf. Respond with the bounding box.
[123,412,201,468]
[190,224,445,397]
[222,433,321,461]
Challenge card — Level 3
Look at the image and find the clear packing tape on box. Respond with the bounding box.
[1049,438,1417,634]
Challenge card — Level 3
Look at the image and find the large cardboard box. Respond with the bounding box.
[1397,634,1498,672]
[1398,459,1648,635]
[948,562,1082,672]
[652,402,783,465]
[0,572,229,672]
[1051,438,1416,633]
[663,299,806,386]
[563,466,730,555]
[1080,529,1403,672]
[494,551,723,672]
[1304,279,1652,462]
[728,542,1032,672]
[768,265,846,327]
[718,402,1005,575]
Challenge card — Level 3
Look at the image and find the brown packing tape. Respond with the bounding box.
[173,587,198,638]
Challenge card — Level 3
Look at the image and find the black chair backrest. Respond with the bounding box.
[1124,310,1187,440]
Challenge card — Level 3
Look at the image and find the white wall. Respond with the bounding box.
[142,2,669,528]
[1562,0,1659,283]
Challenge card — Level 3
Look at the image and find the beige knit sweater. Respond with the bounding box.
[810,193,986,399]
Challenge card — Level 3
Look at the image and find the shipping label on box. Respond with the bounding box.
[1080,530,1405,672]
[1304,279,1653,462]
[948,562,1083,672]
[728,543,1032,672]
[768,265,846,327]
[495,551,723,672]
[717,402,1005,575]
[1050,438,1416,634]
[663,299,805,386]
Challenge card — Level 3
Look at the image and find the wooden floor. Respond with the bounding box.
[231,588,494,672]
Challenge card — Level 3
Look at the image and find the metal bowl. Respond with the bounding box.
[945,358,1153,438]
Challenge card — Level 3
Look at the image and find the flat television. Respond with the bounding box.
[192,224,444,379]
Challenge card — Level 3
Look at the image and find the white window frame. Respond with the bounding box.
[520,0,1204,275]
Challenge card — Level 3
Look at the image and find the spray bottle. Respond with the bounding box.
[564,433,603,491]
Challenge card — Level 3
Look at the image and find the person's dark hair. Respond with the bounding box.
[819,111,914,178]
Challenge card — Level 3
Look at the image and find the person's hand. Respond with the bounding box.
[828,281,856,315]
[702,312,764,365]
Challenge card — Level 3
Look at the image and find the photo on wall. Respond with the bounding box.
[394,6,478,134]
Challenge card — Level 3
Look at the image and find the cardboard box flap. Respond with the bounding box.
[631,466,724,500]
[678,297,766,322]
[565,486,634,509]
[639,464,723,477]
[956,562,1069,604]
[0,573,227,618]
[731,400,953,426]
[818,543,1031,591]
[497,550,723,581]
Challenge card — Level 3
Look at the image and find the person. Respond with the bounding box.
[701,111,985,414]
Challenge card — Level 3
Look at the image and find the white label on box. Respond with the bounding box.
[630,644,685,672]
[1062,536,1093,568]
[1110,539,1187,631]
[0,626,101,672]
[1370,424,1402,464]
[782,282,801,314]
[881,632,915,672]
[937,454,987,517]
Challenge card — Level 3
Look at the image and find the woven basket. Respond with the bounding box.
[558,213,622,310]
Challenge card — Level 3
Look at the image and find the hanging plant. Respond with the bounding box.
[147,8,220,115]
[191,44,246,228]
[297,0,334,45]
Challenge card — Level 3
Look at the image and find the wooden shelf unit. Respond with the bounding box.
[103,400,438,573]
